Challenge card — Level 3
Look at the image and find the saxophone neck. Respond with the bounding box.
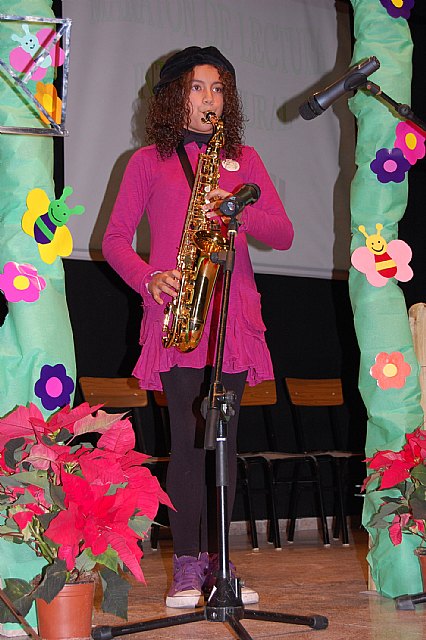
[205,115,224,156]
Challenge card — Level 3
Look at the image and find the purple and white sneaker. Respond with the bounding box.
[166,553,209,608]
[203,553,259,605]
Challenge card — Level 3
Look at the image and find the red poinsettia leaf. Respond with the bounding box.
[44,503,83,548]
[122,450,151,465]
[97,419,135,455]
[102,528,145,583]
[0,404,43,448]
[79,451,126,485]
[37,403,103,435]
[380,461,412,489]
[389,515,403,545]
[73,410,128,438]
[405,427,426,460]
[57,544,80,571]
[60,472,109,508]
[13,509,39,531]
[24,443,58,470]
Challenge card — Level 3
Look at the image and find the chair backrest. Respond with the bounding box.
[285,378,343,407]
[79,376,149,453]
[153,379,277,408]
[154,379,278,451]
[79,376,148,408]
[284,377,345,452]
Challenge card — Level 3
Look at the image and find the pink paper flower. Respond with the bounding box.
[395,121,426,165]
[370,351,411,390]
[0,262,46,302]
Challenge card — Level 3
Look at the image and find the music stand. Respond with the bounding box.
[92,214,328,640]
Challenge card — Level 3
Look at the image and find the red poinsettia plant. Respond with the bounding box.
[363,426,426,547]
[0,402,173,620]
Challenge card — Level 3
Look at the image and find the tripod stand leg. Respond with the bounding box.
[92,611,206,640]
[244,608,329,630]
[226,614,256,640]
[395,592,426,610]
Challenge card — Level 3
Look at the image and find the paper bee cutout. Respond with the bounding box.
[351,223,413,287]
[22,187,85,264]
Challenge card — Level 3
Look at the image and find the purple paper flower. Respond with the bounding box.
[370,147,411,183]
[379,0,414,20]
[0,262,46,302]
[395,121,426,165]
[35,363,75,410]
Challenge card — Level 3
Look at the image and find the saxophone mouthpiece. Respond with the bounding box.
[201,111,216,124]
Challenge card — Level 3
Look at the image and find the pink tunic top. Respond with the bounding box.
[102,142,294,390]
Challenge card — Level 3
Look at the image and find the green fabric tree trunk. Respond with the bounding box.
[0,0,76,632]
[349,0,424,597]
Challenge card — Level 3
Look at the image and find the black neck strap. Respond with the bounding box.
[176,141,195,190]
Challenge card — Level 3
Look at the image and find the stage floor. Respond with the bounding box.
[90,525,426,640]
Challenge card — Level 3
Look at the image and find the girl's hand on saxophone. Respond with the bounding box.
[148,269,181,305]
[203,188,242,224]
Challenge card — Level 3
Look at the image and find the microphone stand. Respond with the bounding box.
[362,80,426,133]
[91,215,328,640]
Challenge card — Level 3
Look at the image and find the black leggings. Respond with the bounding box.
[160,366,247,557]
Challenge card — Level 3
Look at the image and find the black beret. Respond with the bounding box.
[153,46,236,95]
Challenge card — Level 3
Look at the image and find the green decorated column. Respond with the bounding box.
[349,0,424,596]
[0,0,76,632]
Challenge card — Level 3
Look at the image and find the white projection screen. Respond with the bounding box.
[62,0,354,278]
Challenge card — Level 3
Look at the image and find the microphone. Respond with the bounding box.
[219,183,261,217]
[299,56,380,120]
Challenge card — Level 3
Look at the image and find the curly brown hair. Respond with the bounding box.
[146,68,245,160]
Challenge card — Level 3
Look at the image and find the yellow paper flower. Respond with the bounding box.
[34,82,62,125]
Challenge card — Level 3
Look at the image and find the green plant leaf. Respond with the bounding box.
[129,515,152,538]
[0,470,50,490]
[86,547,120,573]
[369,502,409,528]
[33,559,67,604]
[4,437,25,469]
[49,483,66,509]
[378,501,405,517]
[99,567,130,619]
[377,495,404,505]
[410,493,426,520]
[369,514,393,529]
[0,578,33,623]
[75,549,97,574]
[38,511,59,531]
[55,428,73,443]
[0,518,20,534]
[411,465,426,484]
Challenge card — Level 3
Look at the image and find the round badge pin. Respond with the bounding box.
[222,159,240,171]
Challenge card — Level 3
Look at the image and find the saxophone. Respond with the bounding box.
[162,112,229,352]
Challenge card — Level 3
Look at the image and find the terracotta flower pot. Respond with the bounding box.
[36,581,95,640]
[415,548,426,590]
